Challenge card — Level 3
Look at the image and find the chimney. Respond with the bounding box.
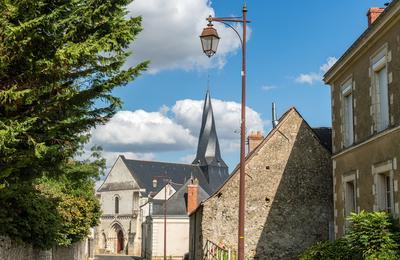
[247,131,264,154]
[367,7,385,26]
[187,178,199,214]
[272,102,279,128]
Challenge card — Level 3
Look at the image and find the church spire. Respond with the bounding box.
[192,90,227,167]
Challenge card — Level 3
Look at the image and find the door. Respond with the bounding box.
[117,230,124,253]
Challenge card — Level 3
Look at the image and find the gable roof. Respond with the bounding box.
[152,179,209,216]
[312,127,332,152]
[121,156,212,195]
[190,107,332,215]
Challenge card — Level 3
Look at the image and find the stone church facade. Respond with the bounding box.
[189,108,333,259]
[95,90,229,257]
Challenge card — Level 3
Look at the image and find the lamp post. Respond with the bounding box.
[200,4,249,260]
[152,177,183,260]
[152,177,169,260]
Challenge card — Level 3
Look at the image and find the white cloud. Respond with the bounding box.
[179,154,196,164]
[126,0,249,73]
[89,110,197,153]
[295,73,321,84]
[102,151,155,169]
[172,98,264,140]
[79,149,155,179]
[88,98,265,167]
[295,57,338,85]
[261,85,277,91]
[320,57,338,73]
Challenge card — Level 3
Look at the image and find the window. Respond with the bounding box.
[345,180,356,216]
[343,174,357,218]
[342,80,354,147]
[377,172,393,213]
[115,196,119,214]
[373,160,396,214]
[372,49,389,132]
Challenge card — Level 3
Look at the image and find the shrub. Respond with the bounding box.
[300,239,357,260]
[346,211,399,259]
[301,211,400,259]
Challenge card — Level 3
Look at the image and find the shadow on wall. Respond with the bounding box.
[253,121,333,259]
[190,206,204,260]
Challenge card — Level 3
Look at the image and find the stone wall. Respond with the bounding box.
[0,236,91,260]
[190,109,333,259]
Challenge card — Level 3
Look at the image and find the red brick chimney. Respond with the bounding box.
[187,178,199,214]
[247,131,264,154]
[367,7,385,26]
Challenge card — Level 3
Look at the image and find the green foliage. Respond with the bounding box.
[0,0,148,183]
[346,211,399,259]
[301,211,400,260]
[0,182,62,249]
[0,148,104,249]
[300,239,356,260]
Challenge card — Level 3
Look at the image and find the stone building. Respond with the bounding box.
[95,90,229,257]
[189,108,333,259]
[324,1,400,238]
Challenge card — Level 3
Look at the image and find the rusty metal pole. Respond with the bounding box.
[238,4,247,260]
[200,4,250,259]
[164,181,167,260]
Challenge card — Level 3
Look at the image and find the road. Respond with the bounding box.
[94,255,143,260]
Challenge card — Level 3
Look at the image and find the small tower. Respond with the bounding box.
[192,90,229,192]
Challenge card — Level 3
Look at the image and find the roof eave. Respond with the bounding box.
[324,1,400,84]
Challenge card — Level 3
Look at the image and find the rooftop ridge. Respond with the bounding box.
[121,156,201,167]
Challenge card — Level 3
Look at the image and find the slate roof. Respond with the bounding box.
[152,180,210,216]
[121,156,212,195]
[192,90,227,168]
[312,127,332,152]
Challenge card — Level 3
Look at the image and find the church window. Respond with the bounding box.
[115,196,119,214]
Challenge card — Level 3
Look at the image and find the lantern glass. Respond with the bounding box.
[200,25,220,58]
[152,179,158,188]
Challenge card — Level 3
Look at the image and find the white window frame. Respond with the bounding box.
[373,160,396,214]
[371,46,389,132]
[341,79,354,148]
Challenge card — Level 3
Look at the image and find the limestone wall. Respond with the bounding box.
[0,236,91,260]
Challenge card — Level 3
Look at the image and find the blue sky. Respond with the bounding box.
[89,0,389,173]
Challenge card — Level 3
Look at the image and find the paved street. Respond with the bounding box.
[94,255,143,260]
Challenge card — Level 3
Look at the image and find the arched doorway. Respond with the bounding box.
[117,230,124,253]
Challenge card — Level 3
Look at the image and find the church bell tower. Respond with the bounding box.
[192,90,229,192]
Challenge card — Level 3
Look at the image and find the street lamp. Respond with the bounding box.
[200,4,249,260]
[152,177,183,260]
[152,176,168,260]
[200,22,220,57]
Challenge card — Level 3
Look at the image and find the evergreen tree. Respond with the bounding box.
[0,0,148,184]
